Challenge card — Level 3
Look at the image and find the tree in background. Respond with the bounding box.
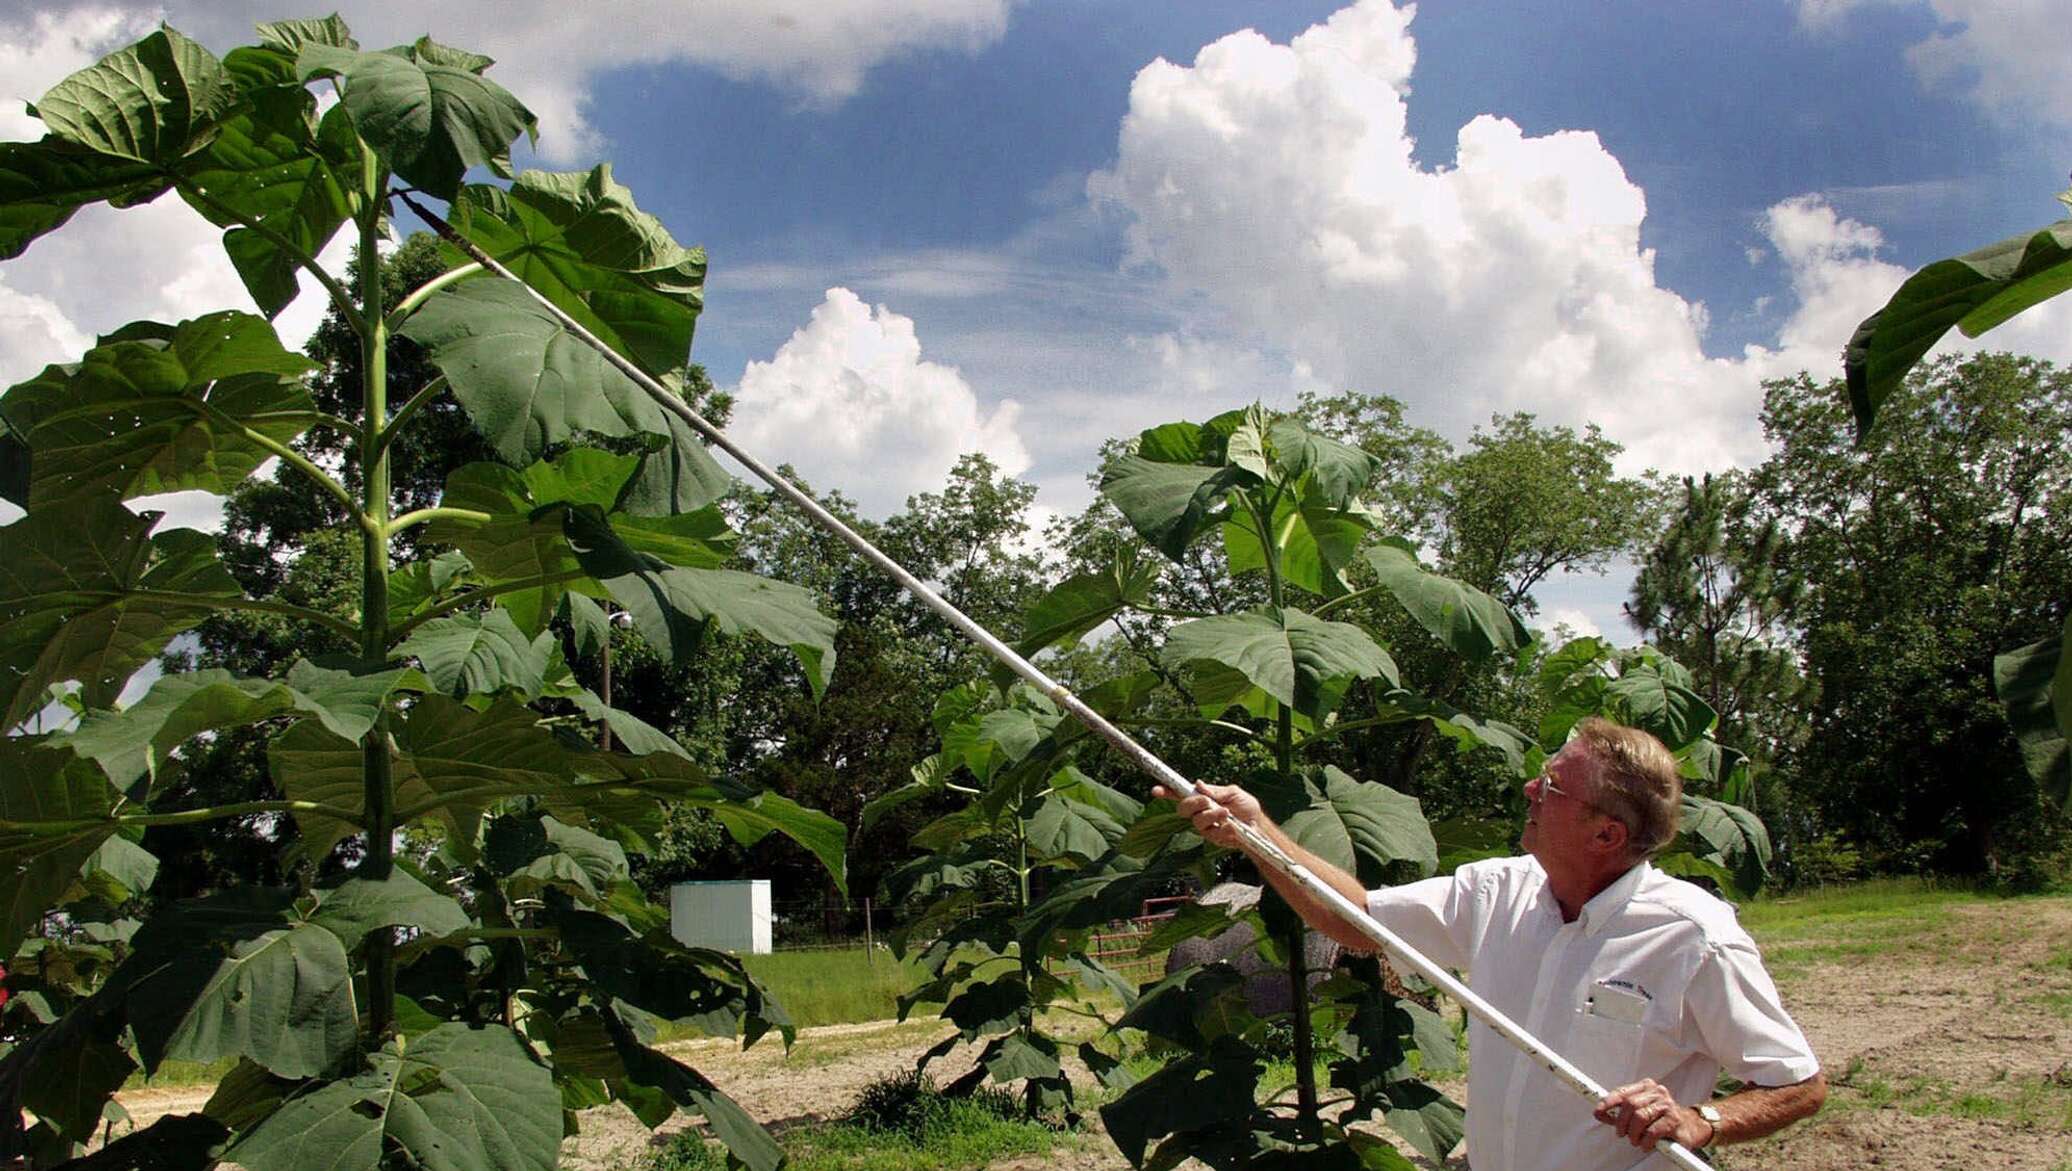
[1748,354,2072,881]
[1627,472,1811,795]
[1293,396,1662,815]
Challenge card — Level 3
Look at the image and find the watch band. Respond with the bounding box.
[1696,1103,1723,1147]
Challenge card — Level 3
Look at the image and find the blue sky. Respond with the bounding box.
[3,0,2069,639]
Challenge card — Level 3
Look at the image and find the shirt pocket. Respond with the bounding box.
[1567,1009,1645,1089]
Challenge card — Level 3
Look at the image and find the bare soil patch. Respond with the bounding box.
[1713,898,2072,1171]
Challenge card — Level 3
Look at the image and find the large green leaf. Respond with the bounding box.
[596,1012,784,1171]
[121,888,356,1079]
[35,28,237,164]
[859,753,950,834]
[1607,667,1716,751]
[270,697,570,858]
[223,1022,560,1171]
[551,901,788,1044]
[0,739,123,961]
[1997,632,2072,810]
[1017,548,1158,655]
[1674,795,1772,897]
[425,453,733,632]
[1025,789,1126,865]
[1362,542,1531,662]
[1844,211,2072,437]
[1162,608,1396,722]
[256,16,359,55]
[398,610,554,699]
[186,96,363,317]
[591,751,847,892]
[486,814,628,902]
[1371,688,1533,773]
[307,872,470,951]
[0,312,317,510]
[0,138,166,261]
[0,500,243,727]
[0,999,134,1151]
[401,280,732,514]
[1266,417,1378,508]
[1260,765,1437,885]
[1099,455,1244,561]
[302,41,535,201]
[565,504,836,696]
[40,1112,228,1171]
[1223,491,1370,598]
[58,660,420,797]
[449,166,706,377]
[1099,1039,1262,1167]
[567,687,691,760]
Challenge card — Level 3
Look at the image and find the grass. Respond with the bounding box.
[1734,877,1999,976]
[644,1071,1087,1171]
[121,1055,237,1092]
[1827,1057,2072,1131]
[742,947,919,1028]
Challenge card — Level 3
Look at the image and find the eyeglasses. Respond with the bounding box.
[1533,771,1608,816]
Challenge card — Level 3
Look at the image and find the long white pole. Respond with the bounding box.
[403,197,1709,1171]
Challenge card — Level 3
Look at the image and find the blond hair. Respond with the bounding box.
[1571,717,1683,860]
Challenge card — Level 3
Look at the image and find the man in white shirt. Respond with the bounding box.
[1156,717,1826,1170]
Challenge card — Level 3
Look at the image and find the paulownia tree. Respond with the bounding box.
[0,17,846,1171]
[883,407,1549,1168]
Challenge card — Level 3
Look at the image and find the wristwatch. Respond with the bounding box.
[1695,1103,1723,1147]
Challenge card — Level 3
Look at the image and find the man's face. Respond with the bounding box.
[1521,743,1611,866]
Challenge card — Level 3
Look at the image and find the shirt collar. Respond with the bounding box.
[1575,860,1652,936]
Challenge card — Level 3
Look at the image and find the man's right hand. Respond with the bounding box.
[1153,781,1264,849]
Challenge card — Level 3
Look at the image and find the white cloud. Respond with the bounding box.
[11,1,1016,160]
[0,6,158,141]
[0,276,91,388]
[1536,607,1604,643]
[728,288,1031,518]
[1086,0,2070,480]
[1796,0,2072,127]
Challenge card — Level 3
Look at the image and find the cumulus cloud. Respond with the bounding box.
[1796,0,2072,127]
[7,0,1015,160]
[728,289,1031,518]
[1086,0,2070,479]
[1536,607,1604,643]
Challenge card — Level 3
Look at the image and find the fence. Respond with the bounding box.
[1081,896,1185,976]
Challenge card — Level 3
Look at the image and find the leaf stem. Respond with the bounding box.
[358,149,400,1045]
[1137,605,1215,621]
[114,590,361,641]
[383,263,483,331]
[370,376,448,464]
[390,570,593,638]
[1115,715,1264,742]
[5,799,364,835]
[171,174,366,335]
[386,506,492,539]
[188,398,368,531]
[1310,584,1383,619]
[392,776,682,823]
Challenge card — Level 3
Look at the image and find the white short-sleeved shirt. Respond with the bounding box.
[1367,857,1819,1171]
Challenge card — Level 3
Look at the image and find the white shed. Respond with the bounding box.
[669,879,773,954]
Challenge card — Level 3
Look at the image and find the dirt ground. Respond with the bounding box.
[113,896,2072,1171]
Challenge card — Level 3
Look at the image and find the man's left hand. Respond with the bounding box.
[1594,1080,1712,1150]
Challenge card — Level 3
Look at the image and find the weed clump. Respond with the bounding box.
[843,1069,1019,1140]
